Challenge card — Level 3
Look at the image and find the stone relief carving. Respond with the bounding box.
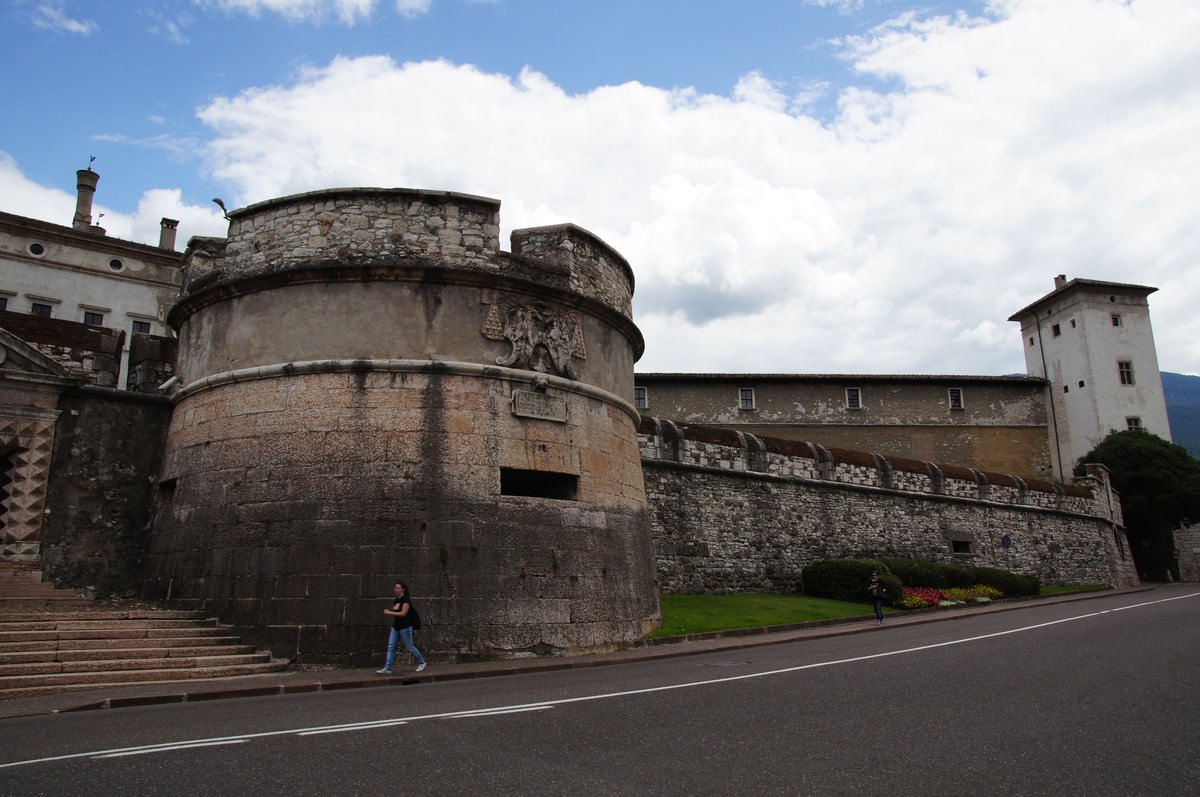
[483,302,586,379]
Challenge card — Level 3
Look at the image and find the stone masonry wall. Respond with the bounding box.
[640,417,1137,592]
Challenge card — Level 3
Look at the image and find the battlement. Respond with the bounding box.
[638,416,1112,519]
[183,188,636,320]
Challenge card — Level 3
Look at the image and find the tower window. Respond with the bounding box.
[1111,314,1122,327]
[1126,417,1142,431]
[948,388,965,410]
[739,388,756,411]
[1051,323,1061,337]
[846,387,862,410]
[1118,361,1135,386]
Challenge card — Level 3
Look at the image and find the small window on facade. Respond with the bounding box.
[132,320,152,334]
[1126,417,1142,431]
[27,242,46,257]
[1051,323,1061,337]
[500,468,578,500]
[83,311,104,326]
[1111,313,1122,327]
[1078,380,1085,388]
[1063,385,1070,393]
[108,258,124,271]
[1118,361,1135,385]
[738,388,756,411]
[1070,319,1076,328]
[30,302,52,318]
[633,387,647,410]
[845,387,862,410]
[1029,337,1035,347]
[0,297,7,311]
[948,388,964,410]
[951,540,973,555]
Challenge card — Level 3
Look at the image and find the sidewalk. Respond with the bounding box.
[0,586,1155,720]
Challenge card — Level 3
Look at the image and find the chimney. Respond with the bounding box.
[73,168,99,231]
[1053,274,1068,290]
[159,218,180,250]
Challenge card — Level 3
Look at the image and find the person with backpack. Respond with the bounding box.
[868,571,887,626]
[377,581,426,674]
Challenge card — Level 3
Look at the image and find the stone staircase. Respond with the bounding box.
[0,563,289,699]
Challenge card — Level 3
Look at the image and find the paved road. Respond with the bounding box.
[1,586,1197,796]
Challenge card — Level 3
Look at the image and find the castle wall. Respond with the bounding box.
[639,418,1137,593]
[39,388,172,596]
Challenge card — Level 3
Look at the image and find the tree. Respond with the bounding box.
[1075,430,1200,580]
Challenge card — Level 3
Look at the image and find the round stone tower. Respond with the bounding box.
[143,188,660,664]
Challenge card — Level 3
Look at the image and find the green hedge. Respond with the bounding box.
[938,562,976,589]
[971,566,1040,597]
[803,558,890,603]
[881,558,947,589]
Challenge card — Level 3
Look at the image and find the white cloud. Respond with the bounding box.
[186,0,1200,376]
[9,0,1200,378]
[30,2,99,34]
[202,0,381,24]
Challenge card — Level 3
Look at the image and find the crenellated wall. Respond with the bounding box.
[639,417,1136,593]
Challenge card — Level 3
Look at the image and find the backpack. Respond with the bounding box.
[410,606,422,630]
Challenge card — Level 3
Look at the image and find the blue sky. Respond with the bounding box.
[3,0,1198,377]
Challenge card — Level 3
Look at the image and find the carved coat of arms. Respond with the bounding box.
[483,302,586,379]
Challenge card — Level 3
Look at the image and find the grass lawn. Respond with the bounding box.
[647,593,879,639]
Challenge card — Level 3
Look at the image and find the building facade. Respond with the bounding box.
[0,169,182,388]
[1009,275,1173,480]
[633,373,1051,478]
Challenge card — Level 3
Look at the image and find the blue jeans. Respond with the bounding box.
[873,598,885,622]
[385,626,425,670]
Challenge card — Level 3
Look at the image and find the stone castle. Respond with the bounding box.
[0,175,1148,665]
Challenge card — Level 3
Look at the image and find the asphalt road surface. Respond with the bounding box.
[2,586,1197,796]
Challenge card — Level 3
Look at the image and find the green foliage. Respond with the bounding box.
[878,573,903,605]
[881,558,948,589]
[938,562,976,588]
[802,558,888,603]
[971,566,1039,597]
[1075,430,1200,536]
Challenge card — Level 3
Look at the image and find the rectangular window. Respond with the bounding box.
[845,387,862,410]
[1118,361,1135,385]
[1111,314,1122,327]
[0,296,7,311]
[633,386,647,410]
[83,311,104,326]
[1126,417,1142,431]
[30,302,52,318]
[738,388,756,411]
[500,468,578,500]
[1051,323,1061,337]
[951,540,974,555]
[948,387,964,410]
[132,320,152,334]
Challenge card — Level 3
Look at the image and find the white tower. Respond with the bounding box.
[1009,275,1172,480]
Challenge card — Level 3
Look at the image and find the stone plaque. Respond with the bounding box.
[512,390,567,422]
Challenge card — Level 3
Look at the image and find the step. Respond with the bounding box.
[0,652,274,684]
[0,635,240,653]
[0,644,257,665]
[0,660,290,700]
[0,610,210,624]
[0,626,229,645]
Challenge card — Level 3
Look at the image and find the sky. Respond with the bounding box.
[2,0,1198,377]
